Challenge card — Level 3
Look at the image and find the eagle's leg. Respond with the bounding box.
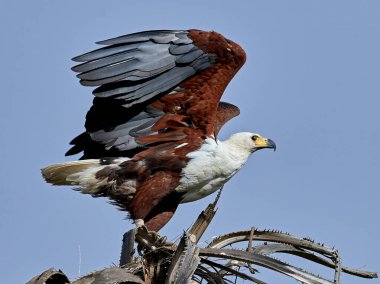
[144,210,176,232]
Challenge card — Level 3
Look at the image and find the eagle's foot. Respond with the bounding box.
[135,225,172,252]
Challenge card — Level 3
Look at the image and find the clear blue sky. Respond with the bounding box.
[1,1,379,283]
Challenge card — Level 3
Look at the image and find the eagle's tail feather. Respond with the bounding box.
[42,158,131,195]
[41,159,102,186]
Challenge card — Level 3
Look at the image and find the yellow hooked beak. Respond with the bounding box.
[254,137,276,151]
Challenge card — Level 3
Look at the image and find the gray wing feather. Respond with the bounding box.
[93,66,195,102]
[90,118,152,141]
[77,46,177,85]
[89,109,163,151]
[176,49,204,64]
[79,59,176,86]
[169,44,195,55]
[118,67,196,107]
[96,30,189,45]
[172,32,193,44]
[129,119,159,137]
[191,53,215,70]
[76,42,173,76]
[72,50,137,73]
[72,43,140,63]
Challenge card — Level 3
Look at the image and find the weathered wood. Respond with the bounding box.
[26,268,69,284]
[119,229,136,267]
[188,188,222,243]
[165,233,200,284]
[200,248,334,284]
[200,258,267,284]
[71,267,144,284]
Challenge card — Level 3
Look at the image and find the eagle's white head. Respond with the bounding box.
[225,132,276,155]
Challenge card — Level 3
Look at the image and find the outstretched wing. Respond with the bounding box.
[66,30,246,159]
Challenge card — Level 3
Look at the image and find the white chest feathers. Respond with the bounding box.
[176,137,253,203]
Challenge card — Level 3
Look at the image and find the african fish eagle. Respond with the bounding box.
[42,30,276,232]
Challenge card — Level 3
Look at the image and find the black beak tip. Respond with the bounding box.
[268,139,276,152]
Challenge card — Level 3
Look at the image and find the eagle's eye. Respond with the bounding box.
[251,135,259,141]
